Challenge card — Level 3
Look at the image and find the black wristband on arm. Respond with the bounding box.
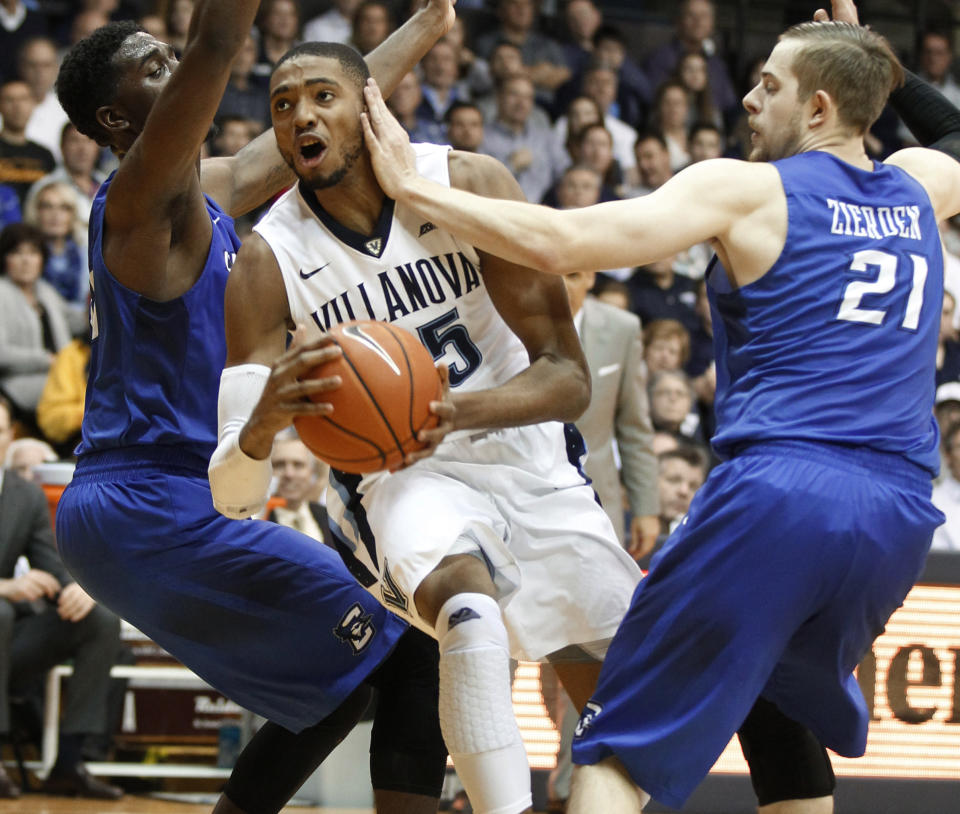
[889,69,960,163]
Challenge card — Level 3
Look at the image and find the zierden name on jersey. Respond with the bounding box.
[306,251,482,332]
[826,198,922,241]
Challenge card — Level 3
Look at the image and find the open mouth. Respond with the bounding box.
[298,136,327,165]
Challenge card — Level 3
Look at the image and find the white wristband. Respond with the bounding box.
[208,364,273,519]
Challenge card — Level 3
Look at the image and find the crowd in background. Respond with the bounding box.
[0,0,959,557]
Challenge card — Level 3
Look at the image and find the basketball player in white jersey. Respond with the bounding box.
[208,42,641,814]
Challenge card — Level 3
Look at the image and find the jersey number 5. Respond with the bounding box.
[417,308,482,387]
[836,248,929,331]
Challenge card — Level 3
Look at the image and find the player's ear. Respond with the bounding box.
[808,89,831,129]
[96,105,129,135]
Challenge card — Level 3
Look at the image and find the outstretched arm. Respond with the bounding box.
[202,0,457,216]
[362,79,744,276]
[108,0,259,227]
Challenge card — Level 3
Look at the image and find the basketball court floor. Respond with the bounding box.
[1,799,371,814]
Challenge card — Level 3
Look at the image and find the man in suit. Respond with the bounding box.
[267,430,333,547]
[0,395,122,799]
[565,270,659,557]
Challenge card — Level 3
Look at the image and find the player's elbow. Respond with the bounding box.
[555,361,591,422]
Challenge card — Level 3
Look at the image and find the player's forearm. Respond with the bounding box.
[450,355,590,431]
[187,0,259,55]
[401,175,575,275]
[365,2,451,97]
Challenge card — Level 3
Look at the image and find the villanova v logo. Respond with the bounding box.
[364,237,383,257]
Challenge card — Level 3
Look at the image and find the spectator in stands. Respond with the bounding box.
[36,331,88,457]
[566,122,621,200]
[210,115,261,158]
[0,80,55,206]
[4,435,55,481]
[351,0,393,56]
[443,16,491,99]
[0,395,122,800]
[474,40,549,131]
[592,276,630,311]
[267,430,332,547]
[935,383,960,446]
[644,319,692,377]
[564,267,659,555]
[625,130,671,197]
[933,420,960,552]
[589,26,651,130]
[0,0,48,84]
[688,121,723,163]
[907,32,960,120]
[938,290,960,386]
[651,430,680,457]
[23,180,88,329]
[651,80,692,171]
[673,50,721,130]
[216,32,270,127]
[656,446,708,540]
[445,100,485,152]
[18,38,68,165]
[644,0,738,120]
[560,0,602,77]
[725,54,764,160]
[475,0,570,100]
[480,72,564,204]
[580,62,638,183]
[254,0,300,78]
[27,123,105,234]
[649,368,703,444]
[553,163,601,209]
[0,223,72,425]
[164,0,193,55]
[417,39,470,142]
[303,0,360,45]
[554,93,603,164]
[628,257,699,335]
[387,71,434,143]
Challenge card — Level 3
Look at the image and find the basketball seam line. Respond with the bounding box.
[339,339,405,458]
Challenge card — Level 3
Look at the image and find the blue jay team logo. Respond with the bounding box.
[575,701,604,739]
[334,603,375,654]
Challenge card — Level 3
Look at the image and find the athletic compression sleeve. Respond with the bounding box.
[889,69,960,162]
[209,364,273,519]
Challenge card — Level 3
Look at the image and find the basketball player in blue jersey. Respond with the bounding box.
[360,1,960,811]
[51,2,459,813]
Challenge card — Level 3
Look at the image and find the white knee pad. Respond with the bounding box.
[437,592,532,814]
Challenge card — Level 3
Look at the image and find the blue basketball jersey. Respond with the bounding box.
[78,174,240,460]
[708,151,943,474]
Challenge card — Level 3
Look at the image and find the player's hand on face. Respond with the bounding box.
[57,583,96,622]
[361,79,419,201]
[397,364,455,469]
[813,1,859,24]
[249,334,343,438]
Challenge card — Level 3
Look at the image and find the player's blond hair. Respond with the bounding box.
[780,21,903,135]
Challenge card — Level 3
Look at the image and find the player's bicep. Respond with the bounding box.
[202,129,296,217]
[887,147,960,222]
[224,234,290,367]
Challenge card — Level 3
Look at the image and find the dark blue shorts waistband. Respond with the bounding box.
[74,445,209,481]
[730,440,933,489]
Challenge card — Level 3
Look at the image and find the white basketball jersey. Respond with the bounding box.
[254,143,528,405]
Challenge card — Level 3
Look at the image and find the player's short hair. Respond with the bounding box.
[56,21,143,145]
[779,21,903,135]
[274,42,371,93]
[444,100,483,124]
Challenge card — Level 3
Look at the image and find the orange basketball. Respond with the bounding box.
[293,320,442,473]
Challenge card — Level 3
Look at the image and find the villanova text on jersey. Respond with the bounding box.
[706,150,943,475]
[306,250,482,331]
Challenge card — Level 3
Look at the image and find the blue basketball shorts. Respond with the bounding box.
[572,440,942,808]
[55,447,407,733]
